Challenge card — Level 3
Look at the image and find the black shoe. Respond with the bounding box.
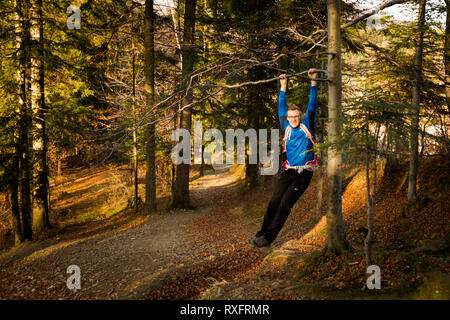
[248,235,269,247]
[247,236,259,245]
[254,236,269,247]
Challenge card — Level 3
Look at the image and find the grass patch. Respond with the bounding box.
[319,224,328,235]
[409,271,450,299]
[104,207,118,218]
[73,211,101,223]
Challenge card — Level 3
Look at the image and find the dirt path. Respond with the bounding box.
[0,164,270,300]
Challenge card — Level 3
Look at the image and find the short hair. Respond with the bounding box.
[287,104,301,113]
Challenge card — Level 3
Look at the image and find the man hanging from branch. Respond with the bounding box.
[249,68,318,247]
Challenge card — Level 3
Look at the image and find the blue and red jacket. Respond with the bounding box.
[279,86,318,168]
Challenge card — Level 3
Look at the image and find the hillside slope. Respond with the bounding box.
[202,154,450,299]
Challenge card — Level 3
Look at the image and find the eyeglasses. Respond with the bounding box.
[287,116,300,119]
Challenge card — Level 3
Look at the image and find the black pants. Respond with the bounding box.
[255,168,313,244]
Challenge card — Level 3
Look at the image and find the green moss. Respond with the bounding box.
[104,207,117,217]
[320,225,328,235]
[74,211,100,222]
[411,272,450,299]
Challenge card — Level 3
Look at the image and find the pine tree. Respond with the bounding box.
[15,0,32,241]
[30,0,51,233]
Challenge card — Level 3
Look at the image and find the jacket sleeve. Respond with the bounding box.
[301,86,318,134]
[278,90,287,133]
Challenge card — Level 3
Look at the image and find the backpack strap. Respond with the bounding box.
[282,126,292,152]
[300,123,316,146]
[300,123,318,170]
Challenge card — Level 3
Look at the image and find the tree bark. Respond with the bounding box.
[408,0,427,202]
[57,157,61,177]
[364,122,380,266]
[364,145,372,266]
[245,64,260,189]
[30,0,50,233]
[445,0,450,112]
[132,36,139,214]
[172,0,197,209]
[11,1,23,245]
[169,0,182,63]
[15,0,32,241]
[199,145,205,177]
[171,102,179,198]
[326,0,348,255]
[144,0,157,213]
[170,1,181,198]
[316,61,326,220]
[10,153,22,245]
[316,114,325,220]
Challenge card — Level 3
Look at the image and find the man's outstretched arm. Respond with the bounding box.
[302,69,318,131]
[278,74,288,133]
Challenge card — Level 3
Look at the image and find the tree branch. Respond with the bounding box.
[342,0,411,29]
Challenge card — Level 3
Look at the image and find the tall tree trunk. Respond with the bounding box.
[445,0,450,112]
[132,37,139,214]
[57,157,61,177]
[30,0,50,233]
[40,1,50,229]
[244,29,261,189]
[15,0,32,241]
[199,0,208,179]
[170,1,181,197]
[245,65,260,189]
[201,0,208,61]
[364,122,380,266]
[172,0,197,209]
[384,124,398,176]
[199,145,205,177]
[316,61,326,220]
[169,0,183,63]
[364,146,374,266]
[326,0,348,255]
[144,0,157,213]
[11,1,23,245]
[171,105,178,197]
[316,114,325,220]
[408,0,426,201]
[10,153,22,245]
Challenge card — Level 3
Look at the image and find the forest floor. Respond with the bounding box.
[0,155,449,300]
[0,164,270,299]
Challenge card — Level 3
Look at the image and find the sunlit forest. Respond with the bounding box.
[0,0,449,301]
